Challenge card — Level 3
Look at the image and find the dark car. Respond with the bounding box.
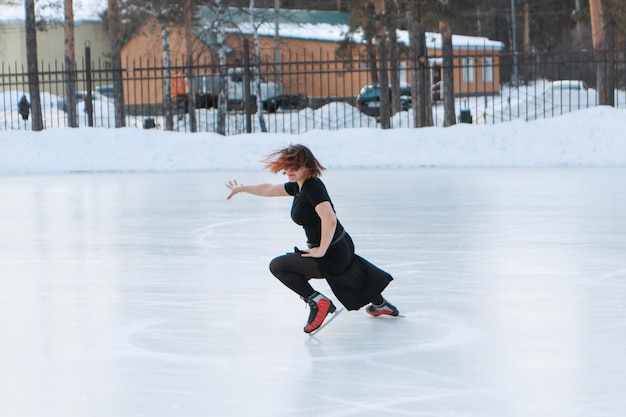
[56,91,105,112]
[355,84,412,117]
[96,85,115,98]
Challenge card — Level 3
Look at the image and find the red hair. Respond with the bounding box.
[263,144,326,177]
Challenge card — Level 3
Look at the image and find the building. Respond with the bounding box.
[121,7,504,106]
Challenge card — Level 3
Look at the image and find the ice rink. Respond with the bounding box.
[1,168,625,417]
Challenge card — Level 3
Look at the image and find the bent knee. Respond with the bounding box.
[269,255,286,276]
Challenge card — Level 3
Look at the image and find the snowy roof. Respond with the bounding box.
[197,7,504,50]
[245,22,503,50]
[1,2,503,51]
[0,0,106,24]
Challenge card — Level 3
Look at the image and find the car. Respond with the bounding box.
[543,80,588,94]
[96,85,115,98]
[56,91,105,112]
[542,80,596,108]
[355,84,412,117]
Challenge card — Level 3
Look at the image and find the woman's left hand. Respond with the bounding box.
[301,247,326,258]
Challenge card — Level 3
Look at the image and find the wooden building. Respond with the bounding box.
[121,7,504,106]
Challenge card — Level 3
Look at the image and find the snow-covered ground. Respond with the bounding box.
[1,106,626,175]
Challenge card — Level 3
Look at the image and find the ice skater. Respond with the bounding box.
[226,144,399,333]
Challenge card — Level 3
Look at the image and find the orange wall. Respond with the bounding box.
[121,19,501,105]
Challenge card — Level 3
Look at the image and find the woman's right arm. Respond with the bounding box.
[226,180,288,200]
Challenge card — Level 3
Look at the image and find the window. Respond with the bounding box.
[483,57,494,83]
[462,57,474,82]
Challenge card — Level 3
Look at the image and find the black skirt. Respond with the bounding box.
[317,233,393,311]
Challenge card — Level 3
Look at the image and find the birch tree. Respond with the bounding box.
[161,22,174,130]
[124,0,183,131]
[108,0,126,127]
[214,0,229,135]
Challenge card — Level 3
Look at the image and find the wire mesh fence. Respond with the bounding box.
[2,46,625,133]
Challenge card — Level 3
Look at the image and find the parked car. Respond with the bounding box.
[543,80,588,94]
[355,84,412,117]
[542,80,596,109]
[57,91,105,112]
[96,85,115,98]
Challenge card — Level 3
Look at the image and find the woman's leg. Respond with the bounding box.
[269,253,336,333]
[269,253,323,298]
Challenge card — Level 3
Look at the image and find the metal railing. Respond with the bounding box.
[2,47,625,133]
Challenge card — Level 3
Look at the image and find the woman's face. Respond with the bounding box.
[285,165,308,183]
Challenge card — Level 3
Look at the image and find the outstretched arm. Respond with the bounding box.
[226,180,289,200]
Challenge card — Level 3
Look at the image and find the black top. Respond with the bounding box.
[284,178,345,247]
[285,178,393,310]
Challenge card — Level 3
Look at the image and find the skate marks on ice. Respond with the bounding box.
[124,301,472,361]
[305,309,476,357]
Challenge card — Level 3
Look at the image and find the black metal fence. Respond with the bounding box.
[2,47,625,133]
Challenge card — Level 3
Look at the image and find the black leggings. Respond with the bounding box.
[269,252,385,305]
[269,253,322,299]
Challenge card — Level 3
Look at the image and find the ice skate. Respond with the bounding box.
[366,298,399,317]
[302,292,337,333]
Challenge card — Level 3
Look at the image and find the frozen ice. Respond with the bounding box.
[1,168,625,416]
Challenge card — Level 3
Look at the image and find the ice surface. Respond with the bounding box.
[1,168,625,417]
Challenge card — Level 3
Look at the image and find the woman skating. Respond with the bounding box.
[226,144,399,333]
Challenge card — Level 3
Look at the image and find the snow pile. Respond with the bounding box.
[1,106,624,175]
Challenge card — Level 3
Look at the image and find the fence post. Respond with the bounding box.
[85,45,94,127]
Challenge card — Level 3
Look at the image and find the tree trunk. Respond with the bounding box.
[409,7,433,129]
[385,1,400,115]
[215,0,228,135]
[388,28,400,116]
[108,0,126,128]
[64,0,78,127]
[184,0,197,132]
[367,39,378,84]
[589,0,613,106]
[251,0,267,132]
[378,38,391,129]
[24,0,43,131]
[162,23,174,131]
[440,19,456,127]
[274,0,280,72]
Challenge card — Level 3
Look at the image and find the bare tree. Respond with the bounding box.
[183,0,198,132]
[377,38,391,129]
[380,0,401,117]
[161,21,174,131]
[64,0,78,127]
[108,0,126,127]
[347,0,379,83]
[439,0,455,127]
[407,0,433,128]
[214,0,229,135]
[24,0,43,131]
[249,1,268,132]
[589,0,613,106]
